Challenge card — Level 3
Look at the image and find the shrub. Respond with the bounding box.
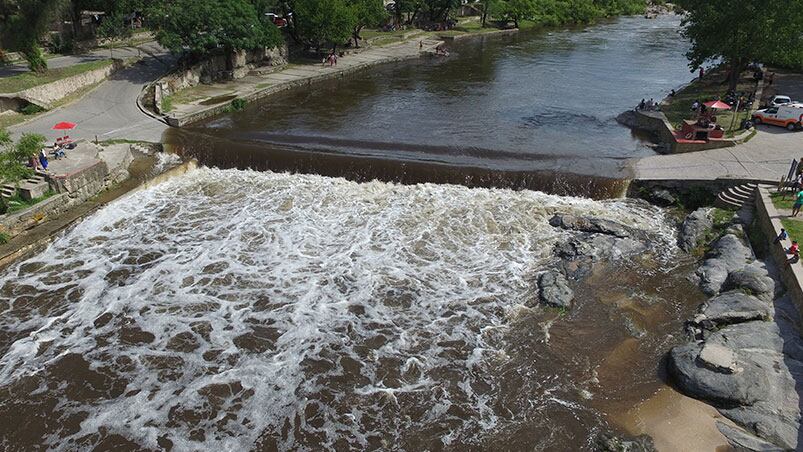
[230,98,247,111]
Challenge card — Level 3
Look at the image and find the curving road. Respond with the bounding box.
[10,41,173,143]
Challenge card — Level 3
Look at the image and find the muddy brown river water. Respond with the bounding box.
[0,14,707,452]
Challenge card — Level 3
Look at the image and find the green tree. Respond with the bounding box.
[499,0,536,28]
[2,0,63,72]
[348,0,386,47]
[288,0,356,51]
[96,12,134,58]
[677,0,803,90]
[149,0,283,60]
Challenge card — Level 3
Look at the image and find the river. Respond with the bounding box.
[170,14,690,187]
[0,14,703,452]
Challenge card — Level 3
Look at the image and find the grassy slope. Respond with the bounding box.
[0,59,113,93]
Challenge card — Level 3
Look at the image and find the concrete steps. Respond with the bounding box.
[715,183,774,209]
[0,185,16,200]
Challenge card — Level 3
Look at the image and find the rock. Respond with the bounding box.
[549,214,631,238]
[595,432,656,452]
[679,208,713,251]
[722,266,776,301]
[716,422,786,452]
[667,342,769,406]
[538,271,574,309]
[693,291,772,331]
[695,234,753,295]
[698,343,738,374]
[648,188,677,207]
[616,110,638,129]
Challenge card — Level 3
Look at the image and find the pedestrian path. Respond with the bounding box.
[634,127,802,183]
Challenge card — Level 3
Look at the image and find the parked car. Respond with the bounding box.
[752,103,803,131]
[769,95,793,106]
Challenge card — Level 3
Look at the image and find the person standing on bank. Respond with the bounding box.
[792,189,803,216]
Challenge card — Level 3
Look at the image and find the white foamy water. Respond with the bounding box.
[0,168,678,450]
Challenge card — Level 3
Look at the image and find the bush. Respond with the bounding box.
[230,98,247,111]
[20,104,45,115]
[0,232,8,244]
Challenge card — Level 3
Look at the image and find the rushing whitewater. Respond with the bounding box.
[0,168,693,450]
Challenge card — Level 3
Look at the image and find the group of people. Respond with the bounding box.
[27,149,50,171]
[636,98,659,111]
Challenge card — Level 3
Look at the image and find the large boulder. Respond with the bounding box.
[538,271,574,309]
[679,208,713,252]
[722,265,777,301]
[695,234,753,295]
[692,291,772,331]
[549,214,631,238]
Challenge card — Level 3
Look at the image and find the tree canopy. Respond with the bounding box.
[677,0,803,88]
[149,0,283,58]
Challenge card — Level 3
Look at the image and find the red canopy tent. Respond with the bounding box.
[704,100,731,110]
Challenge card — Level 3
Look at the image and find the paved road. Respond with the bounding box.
[10,42,172,143]
[0,40,156,78]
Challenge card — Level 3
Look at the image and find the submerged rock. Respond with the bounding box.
[549,214,631,238]
[595,432,656,452]
[678,208,712,252]
[538,271,574,309]
[648,188,677,207]
[692,291,772,331]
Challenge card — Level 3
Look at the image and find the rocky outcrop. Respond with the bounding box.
[722,265,777,301]
[690,291,771,332]
[694,234,754,295]
[668,319,802,450]
[549,214,632,238]
[538,271,574,309]
[678,208,713,252]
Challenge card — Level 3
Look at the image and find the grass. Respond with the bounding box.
[661,67,758,134]
[3,190,56,214]
[160,95,173,113]
[781,218,803,245]
[770,191,796,212]
[0,231,8,244]
[0,59,113,93]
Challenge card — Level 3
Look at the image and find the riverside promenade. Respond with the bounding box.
[164,38,444,126]
[634,128,801,183]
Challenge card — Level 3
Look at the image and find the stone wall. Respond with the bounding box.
[755,187,803,324]
[160,45,287,95]
[0,59,124,112]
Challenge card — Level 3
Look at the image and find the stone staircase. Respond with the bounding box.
[715,183,764,209]
[1,170,51,204]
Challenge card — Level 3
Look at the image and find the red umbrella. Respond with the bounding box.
[704,100,731,110]
[52,121,76,130]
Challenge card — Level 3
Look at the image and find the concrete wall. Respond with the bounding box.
[0,59,124,111]
[755,187,803,324]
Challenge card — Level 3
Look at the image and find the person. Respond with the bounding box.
[699,66,705,79]
[768,72,775,86]
[27,154,40,170]
[691,100,700,112]
[789,240,799,256]
[648,98,655,110]
[637,99,645,110]
[775,228,788,243]
[54,146,66,159]
[793,189,803,216]
[38,148,48,171]
[669,89,676,97]
[419,40,423,50]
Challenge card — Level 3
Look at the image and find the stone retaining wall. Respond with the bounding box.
[755,187,803,323]
[0,59,125,112]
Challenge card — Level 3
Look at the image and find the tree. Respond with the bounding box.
[499,0,536,28]
[677,0,803,90]
[2,0,64,72]
[96,12,133,58]
[149,0,283,60]
[287,0,356,51]
[348,0,385,47]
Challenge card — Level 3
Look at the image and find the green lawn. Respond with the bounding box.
[0,59,113,94]
[771,191,796,212]
[661,67,757,135]
[781,218,803,245]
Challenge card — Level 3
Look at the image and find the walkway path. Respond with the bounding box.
[10,42,173,143]
[635,127,801,183]
[167,38,443,125]
[0,39,157,78]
